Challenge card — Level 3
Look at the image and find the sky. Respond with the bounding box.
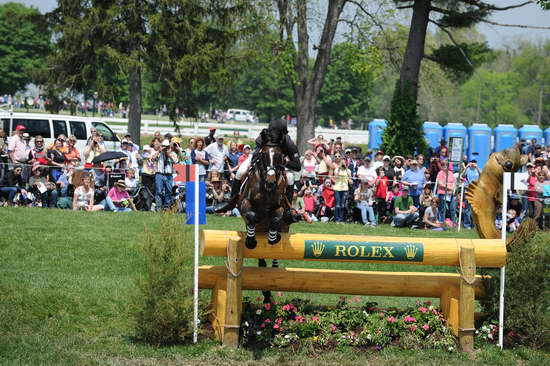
[2,0,549,48]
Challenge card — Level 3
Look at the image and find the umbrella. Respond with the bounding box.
[92,151,128,164]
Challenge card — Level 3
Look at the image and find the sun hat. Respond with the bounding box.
[114,180,127,189]
[383,155,391,161]
[161,139,170,147]
[392,156,405,164]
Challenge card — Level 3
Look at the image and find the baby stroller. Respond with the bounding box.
[133,183,154,211]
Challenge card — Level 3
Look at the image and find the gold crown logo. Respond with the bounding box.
[312,241,325,257]
[405,244,418,260]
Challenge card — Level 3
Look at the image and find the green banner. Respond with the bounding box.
[304,240,424,262]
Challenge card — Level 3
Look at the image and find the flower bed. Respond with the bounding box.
[241,295,458,352]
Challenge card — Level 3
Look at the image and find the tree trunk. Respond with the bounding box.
[291,0,346,152]
[399,0,431,97]
[128,64,142,145]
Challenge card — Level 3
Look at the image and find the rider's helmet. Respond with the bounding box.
[268,118,288,144]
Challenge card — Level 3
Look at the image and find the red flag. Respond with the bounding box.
[174,164,196,183]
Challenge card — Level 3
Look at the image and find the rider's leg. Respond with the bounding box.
[213,155,251,213]
[285,171,294,205]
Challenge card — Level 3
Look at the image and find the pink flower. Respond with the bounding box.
[264,318,271,323]
[276,292,283,297]
[282,304,290,311]
[432,309,439,315]
[403,316,417,323]
[378,312,385,318]
[276,317,283,324]
[273,324,279,329]
[311,316,320,323]
[295,315,304,323]
[386,316,397,323]
[418,306,428,313]
[260,323,265,328]
[330,324,337,333]
[264,303,271,311]
[422,324,430,331]
[410,325,418,331]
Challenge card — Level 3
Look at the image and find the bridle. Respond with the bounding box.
[255,146,283,192]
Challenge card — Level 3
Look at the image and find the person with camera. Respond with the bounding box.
[332,153,353,223]
[84,135,107,168]
[151,139,178,211]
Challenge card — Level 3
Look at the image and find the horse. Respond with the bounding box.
[238,144,289,250]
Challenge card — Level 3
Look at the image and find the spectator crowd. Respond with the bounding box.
[1,123,549,231]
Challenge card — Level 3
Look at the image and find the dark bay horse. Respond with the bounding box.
[238,145,289,250]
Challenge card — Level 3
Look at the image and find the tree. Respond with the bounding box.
[317,42,381,124]
[0,3,50,95]
[45,0,259,144]
[382,0,534,156]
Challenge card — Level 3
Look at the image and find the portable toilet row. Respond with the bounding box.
[494,124,517,151]
[367,119,387,150]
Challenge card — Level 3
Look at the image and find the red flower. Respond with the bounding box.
[264,303,271,311]
[422,324,430,331]
[264,318,271,323]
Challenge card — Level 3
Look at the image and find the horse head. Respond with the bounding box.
[259,146,284,191]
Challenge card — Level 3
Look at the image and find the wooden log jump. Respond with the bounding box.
[199,230,507,353]
[200,230,506,267]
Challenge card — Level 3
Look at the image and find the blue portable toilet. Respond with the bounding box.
[368,119,387,151]
[443,122,468,149]
[545,127,550,146]
[468,124,492,168]
[423,121,443,150]
[494,124,517,152]
[518,124,543,144]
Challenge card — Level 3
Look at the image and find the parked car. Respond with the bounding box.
[227,108,255,123]
[0,111,121,158]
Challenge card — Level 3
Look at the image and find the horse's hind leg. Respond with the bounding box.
[258,259,272,303]
[267,207,284,245]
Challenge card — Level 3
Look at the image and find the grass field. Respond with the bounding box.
[0,208,547,365]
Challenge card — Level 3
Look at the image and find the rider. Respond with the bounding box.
[214,118,300,214]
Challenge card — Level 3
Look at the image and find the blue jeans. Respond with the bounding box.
[0,187,17,202]
[463,201,473,228]
[41,189,58,208]
[334,190,348,222]
[99,197,132,212]
[393,212,419,227]
[155,173,173,210]
[438,193,456,223]
[357,201,376,225]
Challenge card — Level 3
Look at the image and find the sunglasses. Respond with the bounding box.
[36,140,43,143]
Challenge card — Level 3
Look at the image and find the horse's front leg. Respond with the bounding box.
[267,207,284,245]
[242,199,259,249]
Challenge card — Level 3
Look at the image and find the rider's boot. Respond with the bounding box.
[213,178,241,213]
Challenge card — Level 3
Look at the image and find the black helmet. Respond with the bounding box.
[268,118,288,134]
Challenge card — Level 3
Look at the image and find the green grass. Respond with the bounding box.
[0,208,547,365]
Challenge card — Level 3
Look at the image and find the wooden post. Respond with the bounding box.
[223,238,243,348]
[459,240,476,353]
[440,285,459,336]
[209,279,226,342]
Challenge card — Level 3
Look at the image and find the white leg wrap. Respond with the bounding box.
[286,171,294,185]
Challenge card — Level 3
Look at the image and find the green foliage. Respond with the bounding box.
[317,42,382,122]
[535,0,550,10]
[382,81,427,156]
[481,232,550,349]
[460,69,528,127]
[430,42,495,84]
[131,212,195,346]
[0,2,51,95]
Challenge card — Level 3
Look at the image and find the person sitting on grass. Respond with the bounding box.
[391,186,419,228]
[28,166,58,208]
[73,175,103,211]
[423,197,446,231]
[0,165,26,206]
[104,180,134,212]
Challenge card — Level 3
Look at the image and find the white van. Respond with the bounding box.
[0,111,121,158]
[227,108,255,123]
